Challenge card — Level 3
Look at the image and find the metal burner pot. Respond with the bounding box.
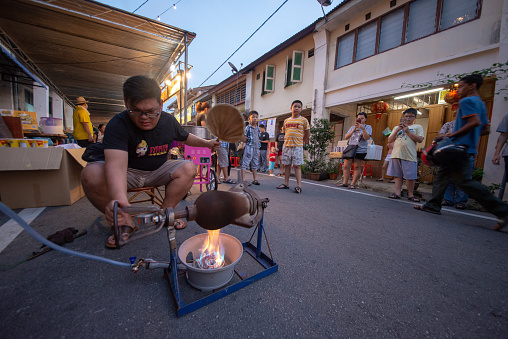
[178,233,243,292]
[181,125,213,140]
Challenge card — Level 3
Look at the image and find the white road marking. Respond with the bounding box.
[250,170,499,222]
[0,208,46,253]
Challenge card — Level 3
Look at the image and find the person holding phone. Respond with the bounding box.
[337,112,372,189]
[386,108,424,201]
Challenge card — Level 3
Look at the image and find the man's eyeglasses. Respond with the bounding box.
[128,109,160,118]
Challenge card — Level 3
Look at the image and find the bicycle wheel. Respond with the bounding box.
[206,169,218,191]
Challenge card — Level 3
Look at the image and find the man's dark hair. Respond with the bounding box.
[259,124,265,129]
[460,74,483,90]
[98,124,104,129]
[291,100,303,107]
[123,75,161,107]
[403,108,418,116]
[249,110,259,117]
[357,112,367,119]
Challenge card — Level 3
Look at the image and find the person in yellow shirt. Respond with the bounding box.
[276,100,310,194]
[73,96,94,147]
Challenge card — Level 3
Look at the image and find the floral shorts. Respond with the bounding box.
[281,146,304,166]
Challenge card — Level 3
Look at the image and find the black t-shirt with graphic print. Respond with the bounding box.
[103,110,189,171]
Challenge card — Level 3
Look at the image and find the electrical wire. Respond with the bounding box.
[133,0,150,14]
[198,0,289,87]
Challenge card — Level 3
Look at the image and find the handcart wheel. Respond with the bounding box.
[206,169,218,191]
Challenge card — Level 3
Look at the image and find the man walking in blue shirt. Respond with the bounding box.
[415,74,508,231]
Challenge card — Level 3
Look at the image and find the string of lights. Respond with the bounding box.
[157,0,182,20]
[198,0,289,87]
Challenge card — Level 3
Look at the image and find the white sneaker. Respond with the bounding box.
[269,174,275,176]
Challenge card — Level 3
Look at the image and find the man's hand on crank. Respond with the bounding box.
[105,199,132,227]
[208,139,221,152]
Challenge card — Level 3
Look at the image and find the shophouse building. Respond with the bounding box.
[312,0,508,184]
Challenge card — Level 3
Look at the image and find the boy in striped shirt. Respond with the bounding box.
[276,100,310,193]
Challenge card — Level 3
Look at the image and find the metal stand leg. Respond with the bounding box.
[164,211,278,317]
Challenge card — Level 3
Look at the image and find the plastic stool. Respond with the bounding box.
[230,157,240,167]
[362,164,372,178]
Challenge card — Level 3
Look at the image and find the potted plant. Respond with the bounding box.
[326,159,339,180]
[304,118,335,181]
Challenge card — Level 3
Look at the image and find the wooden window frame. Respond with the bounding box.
[264,64,275,93]
[334,0,482,70]
[291,50,304,83]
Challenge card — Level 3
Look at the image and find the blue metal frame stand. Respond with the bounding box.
[164,214,278,317]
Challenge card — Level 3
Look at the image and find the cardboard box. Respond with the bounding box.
[1,109,38,132]
[0,147,87,209]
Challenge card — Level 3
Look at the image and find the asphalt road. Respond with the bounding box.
[1,169,507,338]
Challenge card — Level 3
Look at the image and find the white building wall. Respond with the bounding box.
[325,0,502,98]
[33,81,48,118]
[50,90,63,119]
[312,29,329,121]
[249,34,315,120]
[63,102,73,131]
[244,72,252,111]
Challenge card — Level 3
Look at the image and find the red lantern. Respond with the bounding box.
[371,101,390,120]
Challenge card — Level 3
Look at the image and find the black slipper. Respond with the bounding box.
[252,180,260,185]
[276,184,289,189]
[294,186,302,194]
[388,194,401,199]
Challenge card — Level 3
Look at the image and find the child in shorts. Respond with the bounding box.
[268,147,277,176]
[240,111,261,185]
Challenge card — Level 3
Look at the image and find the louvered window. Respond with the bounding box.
[355,21,377,61]
[405,0,438,43]
[216,82,246,105]
[336,32,355,68]
[440,0,478,30]
[379,7,404,52]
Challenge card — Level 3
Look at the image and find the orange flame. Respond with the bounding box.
[198,229,224,269]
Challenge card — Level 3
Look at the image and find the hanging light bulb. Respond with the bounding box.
[157,16,160,21]
[173,4,176,9]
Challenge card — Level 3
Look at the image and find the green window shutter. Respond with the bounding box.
[285,56,292,88]
[264,64,275,93]
[291,50,304,83]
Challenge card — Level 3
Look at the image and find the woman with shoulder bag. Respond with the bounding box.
[337,112,372,189]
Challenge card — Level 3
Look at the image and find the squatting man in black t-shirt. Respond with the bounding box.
[81,75,220,248]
